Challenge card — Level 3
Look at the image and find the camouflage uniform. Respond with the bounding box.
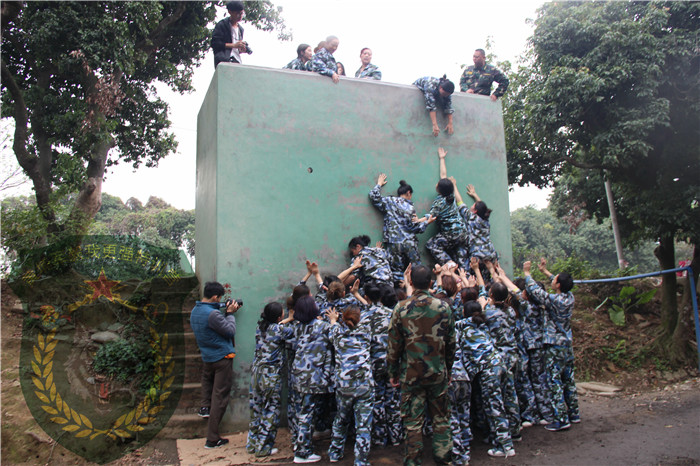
[518,298,553,422]
[413,76,454,115]
[319,294,362,320]
[289,318,334,459]
[355,63,382,80]
[284,57,310,71]
[387,289,455,466]
[458,203,498,261]
[483,304,521,437]
[514,317,538,424]
[311,47,337,77]
[369,184,428,283]
[328,320,374,465]
[449,318,472,465]
[459,63,509,97]
[526,275,579,425]
[365,303,403,446]
[247,322,295,456]
[354,246,393,287]
[425,195,469,266]
[458,317,514,454]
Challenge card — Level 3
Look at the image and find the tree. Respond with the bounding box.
[1,1,288,242]
[504,2,700,364]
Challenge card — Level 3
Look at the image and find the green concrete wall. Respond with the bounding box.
[196,64,512,428]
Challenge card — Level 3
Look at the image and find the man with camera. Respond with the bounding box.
[211,1,252,68]
[190,281,242,449]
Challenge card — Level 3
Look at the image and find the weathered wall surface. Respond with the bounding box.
[196,64,511,428]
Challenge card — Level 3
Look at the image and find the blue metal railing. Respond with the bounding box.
[574,266,699,372]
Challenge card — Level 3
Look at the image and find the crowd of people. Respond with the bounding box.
[200,148,578,465]
[211,2,510,137]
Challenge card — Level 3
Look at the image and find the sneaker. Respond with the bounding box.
[521,421,534,428]
[312,429,331,440]
[544,421,571,432]
[197,407,210,418]
[487,448,516,457]
[255,447,279,457]
[569,414,581,423]
[539,419,550,425]
[294,453,322,463]
[204,438,229,449]
[512,434,523,442]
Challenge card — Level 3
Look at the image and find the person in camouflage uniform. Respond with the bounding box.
[413,76,455,136]
[355,48,382,80]
[284,43,313,71]
[311,35,341,83]
[288,295,334,463]
[458,301,515,457]
[387,265,455,466]
[524,259,579,432]
[326,307,374,465]
[513,277,553,425]
[423,148,469,267]
[247,303,295,457]
[369,174,432,284]
[459,48,509,101]
[363,283,403,447]
[449,300,474,465]
[346,235,394,287]
[452,182,498,262]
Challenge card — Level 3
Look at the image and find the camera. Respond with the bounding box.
[242,41,253,54]
[219,299,243,310]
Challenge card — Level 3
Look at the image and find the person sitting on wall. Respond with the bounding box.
[413,75,455,136]
[336,62,346,77]
[190,281,241,449]
[211,1,252,68]
[460,48,509,101]
[355,48,382,80]
[311,35,341,84]
[284,43,313,71]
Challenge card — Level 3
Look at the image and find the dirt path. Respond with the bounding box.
[172,378,700,466]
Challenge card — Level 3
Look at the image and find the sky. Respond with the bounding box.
[3,0,552,211]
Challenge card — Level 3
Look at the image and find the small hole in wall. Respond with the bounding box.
[307,167,313,173]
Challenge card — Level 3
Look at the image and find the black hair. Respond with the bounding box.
[336,62,346,76]
[226,1,244,12]
[323,274,340,289]
[348,235,371,249]
[326,35,339,42]
[364,282,382,303]
[475,48,486,57]
[258,302,283,334]
[438,75,455,94]
[437,178,455,200]
[441,275,458,298]
[327,281,346,301]
[411,265,432,290]
[557,272,574,293]
[460,286,479,303]
[513,278,526,292]
[294,295,319,324]
[464,301,485,324]
[381,286,399,308]
[489,282,509,307]
[394,287,407,302]
[397,180,413,196]
[203,281,225,299]
[474,200,492,220]
[297,43,311,59]
[291,284,310,308]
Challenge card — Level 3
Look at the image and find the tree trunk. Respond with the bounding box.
[654,235,678,336]
[670,244,699,366]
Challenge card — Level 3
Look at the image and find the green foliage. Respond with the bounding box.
[597,286,657,326]
[504,2,700,253]
[92,336,156,391]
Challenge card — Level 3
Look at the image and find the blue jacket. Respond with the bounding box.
[190,301,236,362]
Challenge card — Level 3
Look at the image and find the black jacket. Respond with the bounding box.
[211,17,244,68]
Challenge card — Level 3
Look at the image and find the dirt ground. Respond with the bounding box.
[3,279,700,465]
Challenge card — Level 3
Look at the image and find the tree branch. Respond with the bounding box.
[0,58,34,173]
[134,2,187,55]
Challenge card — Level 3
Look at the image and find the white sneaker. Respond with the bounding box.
[487,448,516,457]
[294,453,322,463]
[270,448,279,455]
[521,421,534,428]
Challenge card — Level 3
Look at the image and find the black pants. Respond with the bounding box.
[201,357,233,442]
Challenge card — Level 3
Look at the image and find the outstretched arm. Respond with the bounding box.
[538,257,553,279]
[438,147,447,179]
[430,111,440,137]
[449,176,464,204]
[338,256,362,281]
[466,184,481,203]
